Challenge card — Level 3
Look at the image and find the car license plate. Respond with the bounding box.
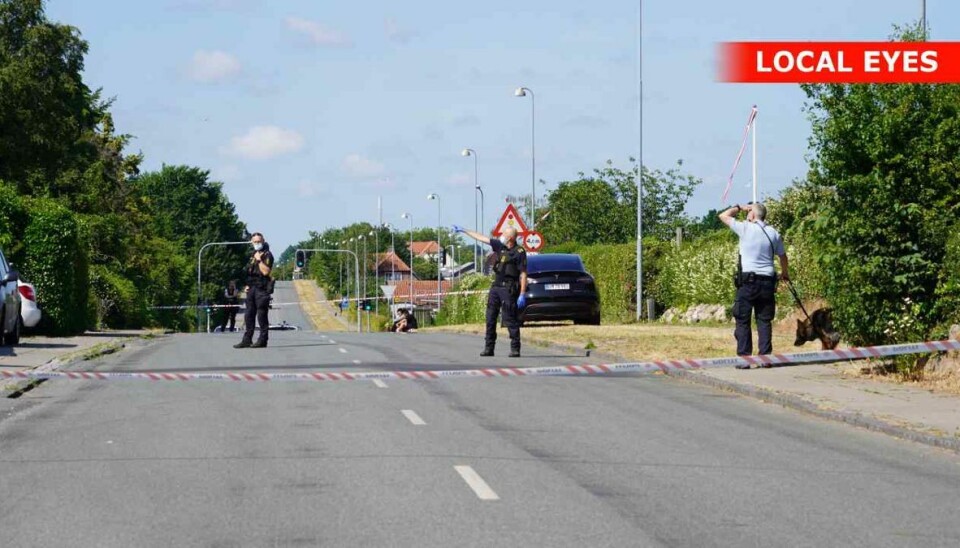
[545,283,570,291]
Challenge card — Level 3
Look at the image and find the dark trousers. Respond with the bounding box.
[220,306,238,331]
[733,278,777,355]
[241,286,270,344]
[485,285,520,351]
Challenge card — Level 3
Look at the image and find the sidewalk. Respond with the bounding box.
[676,361,960,451]
[0,330,151,405]
[432,323,960,452]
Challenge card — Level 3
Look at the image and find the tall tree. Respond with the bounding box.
[0,0,102,196]
[133,165,248,304]
[538,159,701,245]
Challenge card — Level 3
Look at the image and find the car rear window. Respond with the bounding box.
[527,254,586,274]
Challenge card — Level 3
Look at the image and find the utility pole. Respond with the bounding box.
[635,3,644,321]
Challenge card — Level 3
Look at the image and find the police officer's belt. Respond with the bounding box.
[493,280,519,287]
[737,272,777,284]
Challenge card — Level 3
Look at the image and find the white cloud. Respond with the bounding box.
[187,50,241,83]
[341,153,386,178]
[385,17,417,44]
[222,126,304,160]
[212,164,241,182]
[297,180,324,197]
[445,173,472,188]
[285,17,351,47]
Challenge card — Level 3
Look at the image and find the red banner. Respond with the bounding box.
[718,42,960,83]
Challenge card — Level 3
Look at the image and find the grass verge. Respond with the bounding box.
[292,280,348,332]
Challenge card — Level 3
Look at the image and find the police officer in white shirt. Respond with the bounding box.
[719,202,790,366]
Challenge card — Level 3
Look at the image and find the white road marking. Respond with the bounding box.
[328,340,337,344]
[372,379,388,389]
[454,466,500,501]
[352,359,362,364]
[401,409,426,426]
[338,348,348,354]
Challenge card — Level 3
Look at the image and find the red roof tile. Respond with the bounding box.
[374,251,411,273]
[410,241,440,256]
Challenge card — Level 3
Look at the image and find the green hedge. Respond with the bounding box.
[579,243,636,323]
[22,198,89,335]
[652,230,738,309]
[935,224,960,331]
[435,273,490,325]
[0,183,28,256]
[89,264,144,329]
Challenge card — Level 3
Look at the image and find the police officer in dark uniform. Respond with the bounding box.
[234,232,274,349]
[220,280,240,332]
[453,225,527,357]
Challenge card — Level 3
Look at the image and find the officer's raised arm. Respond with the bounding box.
[452,225,491,245]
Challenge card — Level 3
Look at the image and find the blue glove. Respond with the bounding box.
[517,294,527,309]
[451,224,465,233]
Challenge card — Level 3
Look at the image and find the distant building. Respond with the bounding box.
[374,251,413,282]
[390,279,455,307]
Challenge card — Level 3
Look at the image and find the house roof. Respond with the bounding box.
[410,241,441,256]
[390,280,455,305]
[374,251,411,273]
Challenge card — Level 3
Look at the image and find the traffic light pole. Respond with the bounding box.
[298,248,362,333]
[197,241,250,332]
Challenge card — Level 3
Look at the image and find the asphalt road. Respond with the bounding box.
[1,282,959,547]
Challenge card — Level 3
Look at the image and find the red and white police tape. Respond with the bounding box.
[151,289,491,310]
[2,339,958,383]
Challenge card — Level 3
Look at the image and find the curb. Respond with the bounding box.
[665,368,960,453]
[2,339,130,399]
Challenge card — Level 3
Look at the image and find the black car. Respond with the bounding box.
[520,253,600,325]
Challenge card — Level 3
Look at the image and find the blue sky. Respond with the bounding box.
[47,0,948,252]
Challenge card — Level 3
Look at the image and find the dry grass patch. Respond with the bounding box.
[292,280,348,332]
[430,322,796,361]
[849,354,960,396]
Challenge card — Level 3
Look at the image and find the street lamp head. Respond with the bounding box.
[401,213,411,220]
[514,87,527,97]
[369,230,375,236]
[461,148,472,157]
[427,193,438,200]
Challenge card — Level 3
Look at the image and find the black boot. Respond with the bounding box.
[480,347,494,357]
[234,340,252,349]
[251,340,268,348]
[509,348,521,358]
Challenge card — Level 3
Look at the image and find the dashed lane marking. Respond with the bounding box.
[401,409,426,426]
[454,466,499,501]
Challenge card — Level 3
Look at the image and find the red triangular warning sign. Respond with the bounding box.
[492,204,529,236]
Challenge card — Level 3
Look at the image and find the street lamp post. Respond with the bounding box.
[196,240,250,332]
[427,193,442,311]
[337,242,347,300]
[383,223,395,283]
[401,213,414,308]
[461,148,482,270]
[514,86,536,229]
[369,230,378,316]
[446,242,458,280]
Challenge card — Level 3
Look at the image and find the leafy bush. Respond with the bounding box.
[22,198,89,335]
[652,230,737,309]
[0,182,28,256]
[435,274,490,325]
[797,42,960,349]
[934,225,960,331]
[89,264,144,329]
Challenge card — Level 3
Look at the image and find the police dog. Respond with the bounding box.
[794,308,841,350]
